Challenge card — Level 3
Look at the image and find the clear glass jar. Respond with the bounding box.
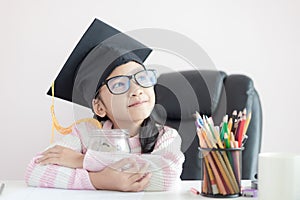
[88,129,131,153]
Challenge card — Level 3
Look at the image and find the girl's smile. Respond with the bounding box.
[128,99,149,107]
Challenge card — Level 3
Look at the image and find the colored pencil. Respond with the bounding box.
[202,166,208,194]
[199,132,227,195]
[204,156,219,194]
[190,187,200,195]
[194,110,246,196]
[243,112,252,136]
[237,115,246,147]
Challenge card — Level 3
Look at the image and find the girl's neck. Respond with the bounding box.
[112,119,143,137]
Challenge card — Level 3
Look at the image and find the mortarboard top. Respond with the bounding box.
[47,18,152,108]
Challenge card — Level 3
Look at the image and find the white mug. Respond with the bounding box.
[258,152,300,200]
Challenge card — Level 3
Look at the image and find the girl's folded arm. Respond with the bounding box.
[83,127,185,191]
[25,127,95,190]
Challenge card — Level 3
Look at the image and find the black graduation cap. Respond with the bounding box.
[47,18,152,108]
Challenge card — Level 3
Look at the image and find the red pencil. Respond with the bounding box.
[237,116,246,147]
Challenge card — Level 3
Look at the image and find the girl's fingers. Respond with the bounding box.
[131,173,152,192]
[128,162,150,183]
[36,153,60,163]
[127,162,149,177]
[42,145,62,155]
[128,172,145,183]
[39,157,60,165]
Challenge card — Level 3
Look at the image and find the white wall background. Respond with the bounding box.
[1,0,299,180]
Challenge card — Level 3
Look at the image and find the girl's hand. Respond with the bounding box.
[35,145,84,168]
[89,158,151,192]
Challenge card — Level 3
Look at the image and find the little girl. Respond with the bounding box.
[25,19,184,192]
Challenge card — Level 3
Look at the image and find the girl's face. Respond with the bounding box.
[93,61,156,125]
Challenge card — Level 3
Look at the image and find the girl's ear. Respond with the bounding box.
[92,98,107,118]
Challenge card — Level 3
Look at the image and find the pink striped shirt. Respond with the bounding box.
[25,120,185,191]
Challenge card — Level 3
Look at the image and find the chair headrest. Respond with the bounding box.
[154,70,226,120]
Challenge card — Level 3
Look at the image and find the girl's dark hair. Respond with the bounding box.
[139,114,162,153]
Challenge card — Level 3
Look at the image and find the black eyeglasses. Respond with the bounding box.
[100,69,157,95]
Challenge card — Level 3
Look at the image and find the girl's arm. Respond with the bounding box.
[83,127,185,191]
[25,126,150,191]
[24,127,95,190]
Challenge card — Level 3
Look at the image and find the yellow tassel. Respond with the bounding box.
[50,82,102,143]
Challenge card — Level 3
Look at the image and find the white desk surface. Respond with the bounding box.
[0,180,257,200]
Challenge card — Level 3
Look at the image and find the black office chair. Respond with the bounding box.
[154,70,262,180]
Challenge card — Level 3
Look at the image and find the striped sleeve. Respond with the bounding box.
[83,126,185,191]
[141,127,185,191]
[24,127,95,190]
